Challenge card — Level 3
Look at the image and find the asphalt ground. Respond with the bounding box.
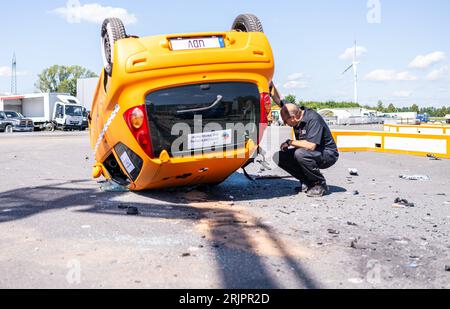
[0,130,449,289]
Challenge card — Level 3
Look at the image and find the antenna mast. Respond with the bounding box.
[353,41,358,104]
[11,52,17,94]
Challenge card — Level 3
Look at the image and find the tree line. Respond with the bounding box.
[34,67,449,118]
[279,95,450,118]
[35,65,97,96]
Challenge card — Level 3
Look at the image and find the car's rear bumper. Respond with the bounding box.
[108,140,257,191]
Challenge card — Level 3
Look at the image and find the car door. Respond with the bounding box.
[54,104,65,125]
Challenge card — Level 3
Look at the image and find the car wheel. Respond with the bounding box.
[232,14,264,33]
[44,123,55,132]
[5,125,13,134]
[101,18,127,77]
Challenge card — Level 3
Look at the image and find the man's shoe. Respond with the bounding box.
[306,184,328,197]
[295,182,310,194]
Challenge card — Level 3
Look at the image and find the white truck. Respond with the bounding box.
[0,93,84,131]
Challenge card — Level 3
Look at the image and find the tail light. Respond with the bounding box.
[259,93,271,143]
[124,105,154,159]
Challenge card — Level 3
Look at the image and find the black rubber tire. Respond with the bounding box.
[232,14,264,33]
[5,125,13,134]
[101,18,127,76]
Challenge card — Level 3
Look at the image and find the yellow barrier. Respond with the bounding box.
[332,130,450,159]
[384,124,450,135]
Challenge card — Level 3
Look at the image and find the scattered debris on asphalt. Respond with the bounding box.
[181,253,191,257]
[347,221,358,226]
[118,204,141,216]
[278,210,292,215]
[327,229,340,235]
[405,263,419,269]
[445,265,450,272]
[399,175,430,181]
[99,180,129,192]
[350,238,370,250]
[427,154,441,161]
[348,168,359,176]
[126,207,140,216]
[393,198,415,208]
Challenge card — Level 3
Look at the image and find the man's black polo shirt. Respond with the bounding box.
[293,108,339,154]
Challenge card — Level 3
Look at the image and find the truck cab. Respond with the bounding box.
[52,96,84,130]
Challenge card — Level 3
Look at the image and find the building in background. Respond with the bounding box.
[318,108,382,125]
[76,78,98,111]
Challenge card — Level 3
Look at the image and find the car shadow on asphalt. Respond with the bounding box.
[136,172,347,203]
[0,178,322,289]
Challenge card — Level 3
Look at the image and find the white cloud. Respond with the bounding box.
[52,3,137,25]
[393,91,412,98]
[0,66,31,77]
[287,72,304,81]
[396,71,418,81]
[339,46,368,60]
[283,80,308,89]
[0,66,10,76]
[408,51,446,69]
[364,69,418,81]
[426,66,450,81]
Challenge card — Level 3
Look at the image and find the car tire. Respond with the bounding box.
[5,125,13,134]
[232,14,264,33]
[101,18,127,77]
[45,123,55,132]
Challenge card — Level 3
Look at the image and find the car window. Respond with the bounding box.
[56,104,64,118]
[146,82,261,157]
[65,105,83,116]
[5,112,20,118]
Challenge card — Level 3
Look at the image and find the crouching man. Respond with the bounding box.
[273,103,339,197]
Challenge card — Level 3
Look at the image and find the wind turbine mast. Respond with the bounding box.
[11,52,17,95]
[353,41,358,104]
[342,41,360,104]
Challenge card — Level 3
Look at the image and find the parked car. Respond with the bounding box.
[0,111,34,133]
[81,107,89,131]
[0,111,13,133]
[89,14,274,190]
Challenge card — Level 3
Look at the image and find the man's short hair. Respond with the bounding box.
[281,103,300,119]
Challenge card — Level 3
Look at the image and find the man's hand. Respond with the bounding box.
[280,139,292,152]
[280,142,290,152]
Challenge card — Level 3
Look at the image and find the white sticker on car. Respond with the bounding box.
[120,152,136,174]
[188,129,232,150]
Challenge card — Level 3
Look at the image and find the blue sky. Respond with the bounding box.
[0,0,449,107]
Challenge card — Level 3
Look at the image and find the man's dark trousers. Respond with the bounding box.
[274,148,338,186]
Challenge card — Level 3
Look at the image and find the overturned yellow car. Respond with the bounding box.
[89,14,275,191]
